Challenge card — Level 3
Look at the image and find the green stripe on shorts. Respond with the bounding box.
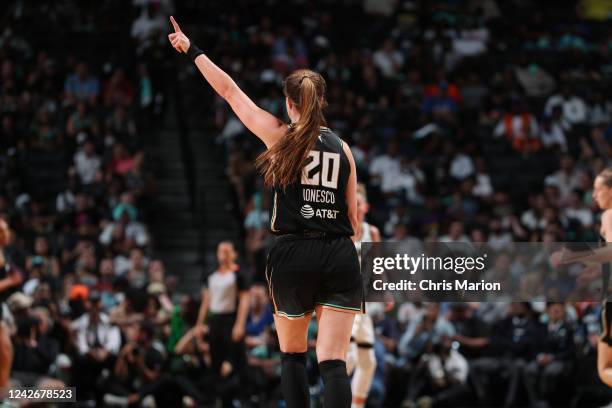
[316,302,361,311]
[276,310,313,318]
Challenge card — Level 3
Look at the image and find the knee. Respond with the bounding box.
[317,346,346,362]
[279,335,308,354]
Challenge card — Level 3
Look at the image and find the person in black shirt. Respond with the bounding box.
[524,302,574,408]
[447,303,490,360]
[169,18,363,408]
[471,302,540,407]
[105,321,175,407]
[11,314,58,385]
[196,240,250,406]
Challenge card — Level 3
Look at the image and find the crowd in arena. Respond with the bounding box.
[213,0,612,406]
[1,0,612,407]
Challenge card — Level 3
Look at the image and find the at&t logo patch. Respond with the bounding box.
[300,204,314,219]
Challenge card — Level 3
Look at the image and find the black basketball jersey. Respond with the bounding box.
[270,127,354,235]
[602,235,610,301]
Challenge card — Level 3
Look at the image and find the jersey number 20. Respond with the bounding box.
[302,151,340,189]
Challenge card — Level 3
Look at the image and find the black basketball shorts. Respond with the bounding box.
[265,234,364,319]
[602,301,612,346]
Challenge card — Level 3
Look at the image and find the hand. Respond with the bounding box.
[194,324,209,337]
[231,324,245,342]
[168,16,190,54]
[122,342,136,362]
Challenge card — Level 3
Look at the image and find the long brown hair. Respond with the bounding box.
[255,69,328,188]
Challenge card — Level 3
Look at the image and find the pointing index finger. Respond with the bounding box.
[170,16,181,32]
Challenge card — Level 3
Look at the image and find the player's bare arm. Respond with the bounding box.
[168,16,286,149]
[343,141,359,237]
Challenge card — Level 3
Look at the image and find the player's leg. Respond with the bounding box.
[349,313,376,408]
[351,347,376,408]
[274,314,312,408]
[346,339,357,375]
[315,305,356,408]
[0,320,11,388]
[598,301,612,386]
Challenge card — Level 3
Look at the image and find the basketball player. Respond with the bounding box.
[549,169,612,385]
[593,168,612,386]
[347,184,380,408]
[0,218,21,388]
[169,17,363,408]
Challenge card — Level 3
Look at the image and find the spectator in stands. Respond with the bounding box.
[397,303,455,363]
[447,303,490,360]
[369,140,402,198]
[448,147,475,181]
[409,335,471,408]
[71,290,121,399]
[104,321,174,407]
[514,58,556,98]
[439,222,471,244]
[545,85,588,126]
[544,155,582,200]
[422,82,459,124]
[131,1,167,57]
[564,189,594,228]
[540,115,568,152]
[73,139,101,185]
[493,98,541,154]
[396,303,455,403]
[524,302,574,408]
[373,38,404,79]
[67,101,99,138]
[245,283,274,348]
[102,68,135,108]
[471,302,540,407]
[64,62,100,105]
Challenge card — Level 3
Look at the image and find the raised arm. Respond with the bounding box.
[168,16,287,149]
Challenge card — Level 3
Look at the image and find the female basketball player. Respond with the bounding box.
[548,168,612,386]
[347,185,380,408]
[0,218,20,388]
[593,168,612,386]
[169,17,363,408]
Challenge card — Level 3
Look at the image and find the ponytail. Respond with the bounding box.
[255,70,327,189]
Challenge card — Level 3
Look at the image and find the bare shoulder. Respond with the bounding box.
[370,224,381,242]
[341,138,354,159]
[602,209,612,241]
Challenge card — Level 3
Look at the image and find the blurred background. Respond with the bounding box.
[1,0,612,406]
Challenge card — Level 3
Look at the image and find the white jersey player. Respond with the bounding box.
[347,185,381,408]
